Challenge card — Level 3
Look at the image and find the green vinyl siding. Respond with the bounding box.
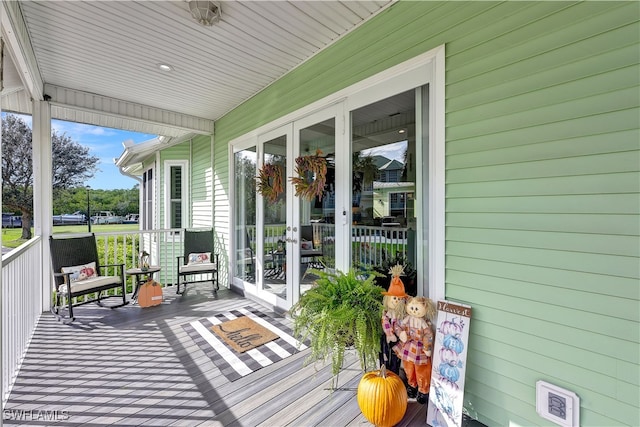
[191,135,213,228]
[213,136,230,286]
[213,1,639,425]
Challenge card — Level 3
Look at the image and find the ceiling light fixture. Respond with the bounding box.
[157,63,174,72]
[398,129,406,134]
[187,0,221,26]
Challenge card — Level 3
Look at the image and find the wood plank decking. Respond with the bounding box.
[3,284,433,426]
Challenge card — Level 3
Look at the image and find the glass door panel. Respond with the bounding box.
[350,89,419,295]
[295,116,336,297]
[233,147,257,285]
[262,135,288,300]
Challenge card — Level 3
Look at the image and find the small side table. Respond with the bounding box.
[126,266,162,302]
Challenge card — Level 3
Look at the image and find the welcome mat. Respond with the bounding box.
[182,306,308,382]
[211,316,278,353]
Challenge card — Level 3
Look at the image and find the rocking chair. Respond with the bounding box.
[176,229,219,295]
[49,234,127,323]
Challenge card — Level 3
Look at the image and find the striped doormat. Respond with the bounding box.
[182,306,307,382]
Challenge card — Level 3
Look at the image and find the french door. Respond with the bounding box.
[234,91,430,309]
[232,46,445,308]
[240,106,340,310]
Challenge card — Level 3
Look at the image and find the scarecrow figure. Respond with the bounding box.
[395,295,437,404]
[379,264,408,375]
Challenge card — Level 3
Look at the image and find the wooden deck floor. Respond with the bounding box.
[4,284,434,426]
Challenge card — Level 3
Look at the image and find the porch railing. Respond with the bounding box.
[83,228,209,290]
[1,228,211,404]
[245,223,409,270]
[2,236,43,404]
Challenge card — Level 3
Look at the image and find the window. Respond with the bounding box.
[170,166,182,228]
[142,168,153,230]
[389,192,407,217]
[164,161,188,229]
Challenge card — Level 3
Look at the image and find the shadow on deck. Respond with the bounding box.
[3,284,479,426]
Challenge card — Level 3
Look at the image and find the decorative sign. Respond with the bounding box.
[427,300,472,427]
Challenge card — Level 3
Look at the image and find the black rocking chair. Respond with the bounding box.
[49,234,127,323]
[176,229,219,295]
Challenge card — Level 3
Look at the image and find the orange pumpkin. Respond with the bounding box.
[138,279,163,308]
[357,365,408,427]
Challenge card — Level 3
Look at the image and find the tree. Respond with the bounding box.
[234,153,257,225]
[52,187,139,218]
[352,151,377,194]
[2,114,99,239]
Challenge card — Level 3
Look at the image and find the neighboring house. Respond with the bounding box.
[372,155,404,183]
[372,181,415,219]
[358,155,408,220]
[115,2,639,427]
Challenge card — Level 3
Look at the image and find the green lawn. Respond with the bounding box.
[2,224,140,249]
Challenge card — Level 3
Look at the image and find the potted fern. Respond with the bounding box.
[290,268,384,386]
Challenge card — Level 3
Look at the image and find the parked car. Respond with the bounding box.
[92,211,123,224]
[2,213,22,228]
[52,211,87,225]
[123,213,139,224]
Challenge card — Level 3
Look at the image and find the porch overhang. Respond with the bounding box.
[115,132,198,178]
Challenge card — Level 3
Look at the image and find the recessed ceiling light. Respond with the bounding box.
[398,129,406,134]
[157,63,174,72]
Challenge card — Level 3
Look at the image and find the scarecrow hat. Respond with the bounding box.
[382,276,409,297]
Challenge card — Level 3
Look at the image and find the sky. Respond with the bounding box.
[3,112,406,190]
[361,140,407,163]
[5,113,156,190]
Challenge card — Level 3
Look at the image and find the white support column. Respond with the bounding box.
[32,100,53,310]
[1,21,5,427]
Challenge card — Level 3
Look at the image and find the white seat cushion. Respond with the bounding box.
[59,275,122,294]
[180,262,217,274]
[301,249,322,258]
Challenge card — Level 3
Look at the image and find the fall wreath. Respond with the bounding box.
[290,149,327,201]
[256,163,284,203]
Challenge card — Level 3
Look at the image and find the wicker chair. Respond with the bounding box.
[300,225,323,268]
[49,234,127,323]
[176,229,219,295]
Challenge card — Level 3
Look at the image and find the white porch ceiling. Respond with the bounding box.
[1,0,393,139]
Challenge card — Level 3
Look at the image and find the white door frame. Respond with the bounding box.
[229,44,445,303]
[257,124,293,310]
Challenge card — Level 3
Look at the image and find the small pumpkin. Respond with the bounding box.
[440,317,463,336]
[443,333,464,354]
[138,279,163,308]
[357,365,408,427]
[438,362,460,382]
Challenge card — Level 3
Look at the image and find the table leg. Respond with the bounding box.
[132,275,145,302]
